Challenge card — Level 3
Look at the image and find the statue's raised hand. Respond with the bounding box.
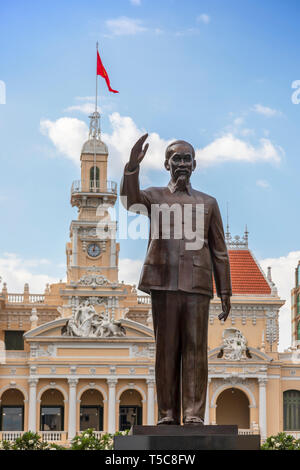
[127,133,149,172]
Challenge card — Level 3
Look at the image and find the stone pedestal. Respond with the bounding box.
[114,425,261,451]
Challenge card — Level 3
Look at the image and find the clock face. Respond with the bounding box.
[87,243,101,258]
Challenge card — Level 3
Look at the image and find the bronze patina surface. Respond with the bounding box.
[121,134,232,425]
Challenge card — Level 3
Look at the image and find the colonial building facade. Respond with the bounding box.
[0,112,300,445]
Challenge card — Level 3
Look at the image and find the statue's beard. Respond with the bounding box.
[174,173,190,191]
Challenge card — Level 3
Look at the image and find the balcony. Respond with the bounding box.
[137,295,151,305]
[40,431,68,443]
[6,294,45,304]
[0,431,24,441]
[71,180,117,196]
[0,431,68,443]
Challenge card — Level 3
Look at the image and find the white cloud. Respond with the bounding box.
[40,111,284,176]
[252,104,283,117]
[64,103,96,115]
[40,117,88,165]
[197,13,211,24]
[102,112,174,177]
[118,257,143,286]
[196,133,283,167]
[175,28,200,37]
[0,253,59,293]
[233,117,244,126]
[106,16,147,36]
[130,0,141,5]
[75,96,95,102]
[256,179,271,189]
[260,251,300,351]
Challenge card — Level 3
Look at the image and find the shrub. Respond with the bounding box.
[0,428,130,450]
[71,428,104,450]
[0,440,12,451]
[71,428,130,450]
[262,432,300,450]
[12,431,49,450]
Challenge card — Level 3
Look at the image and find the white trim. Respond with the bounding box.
[210,383,256,408]
[116,384,146,402]
[37,383,68,402]
[77,384,108,401]
[281,377,300,380]
[0,384,28,401]
[24,317,154,339]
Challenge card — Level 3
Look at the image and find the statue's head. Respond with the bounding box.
[164,140,196,183]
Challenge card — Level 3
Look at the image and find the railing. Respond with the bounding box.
[238,429,255,435]
[7,294,24,303]
[6,294,45,304]
[285,431,300,439]
[40,431,66,442]
[71,180,117,195]
[0,431,24,441]
[0,431,67,443]
[29,295,45,303]
[137,295,151,305]
[76,431,105,439]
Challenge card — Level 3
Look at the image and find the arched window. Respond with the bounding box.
[297,294,300,317]
[119,389,142,431]
[216,388,250,429]
[90,166,100,191]
[297,264,300,287]
[0,389,24,431]
[40,389,64,431]
[80,389,103,431]
[283,390,300,430]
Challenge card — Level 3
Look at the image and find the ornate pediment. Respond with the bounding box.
[208,345,273,362]
[24,317,154,340]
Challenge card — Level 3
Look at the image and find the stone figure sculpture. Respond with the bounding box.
[121,134,232,425]
[61,301,126,338]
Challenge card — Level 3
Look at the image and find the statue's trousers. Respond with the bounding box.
[151,290,210,423]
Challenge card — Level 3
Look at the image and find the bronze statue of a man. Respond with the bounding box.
[121,134,232,425]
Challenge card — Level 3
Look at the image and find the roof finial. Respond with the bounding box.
[88,111,101,140]
[243,224,249,248]
[267,266,272,282]
[89,41,101,141]
[225,202,231,244]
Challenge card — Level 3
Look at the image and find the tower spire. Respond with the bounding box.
[225,202,231,244]
[88,41,101,141]
[243,224,249,248]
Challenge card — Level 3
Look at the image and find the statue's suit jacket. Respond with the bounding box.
[120,164,232,299]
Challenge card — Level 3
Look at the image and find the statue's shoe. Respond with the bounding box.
[157,417,180,425]
[183,417,204,425]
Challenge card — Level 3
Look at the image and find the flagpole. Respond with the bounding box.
[93,41,98,192]
[95,41,98,113]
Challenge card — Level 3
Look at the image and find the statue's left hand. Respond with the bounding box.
[218,295,231,321]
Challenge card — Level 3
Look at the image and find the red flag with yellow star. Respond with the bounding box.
[97,50,119,94]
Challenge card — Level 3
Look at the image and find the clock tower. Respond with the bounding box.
[66,111,119,286]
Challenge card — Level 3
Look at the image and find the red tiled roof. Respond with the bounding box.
[213,249,271,295]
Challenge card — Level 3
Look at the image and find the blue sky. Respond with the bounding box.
[0,0,300,348]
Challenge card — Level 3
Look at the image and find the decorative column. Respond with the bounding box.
[72,227,78,267]
[258,378,267,440]
[68,378,78,439]
[30,308,38,329]
[146,378,156,425]
[204,378,211,425]
[110,227,117,267]
[28,378,38,432]
[107,378,118,434]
